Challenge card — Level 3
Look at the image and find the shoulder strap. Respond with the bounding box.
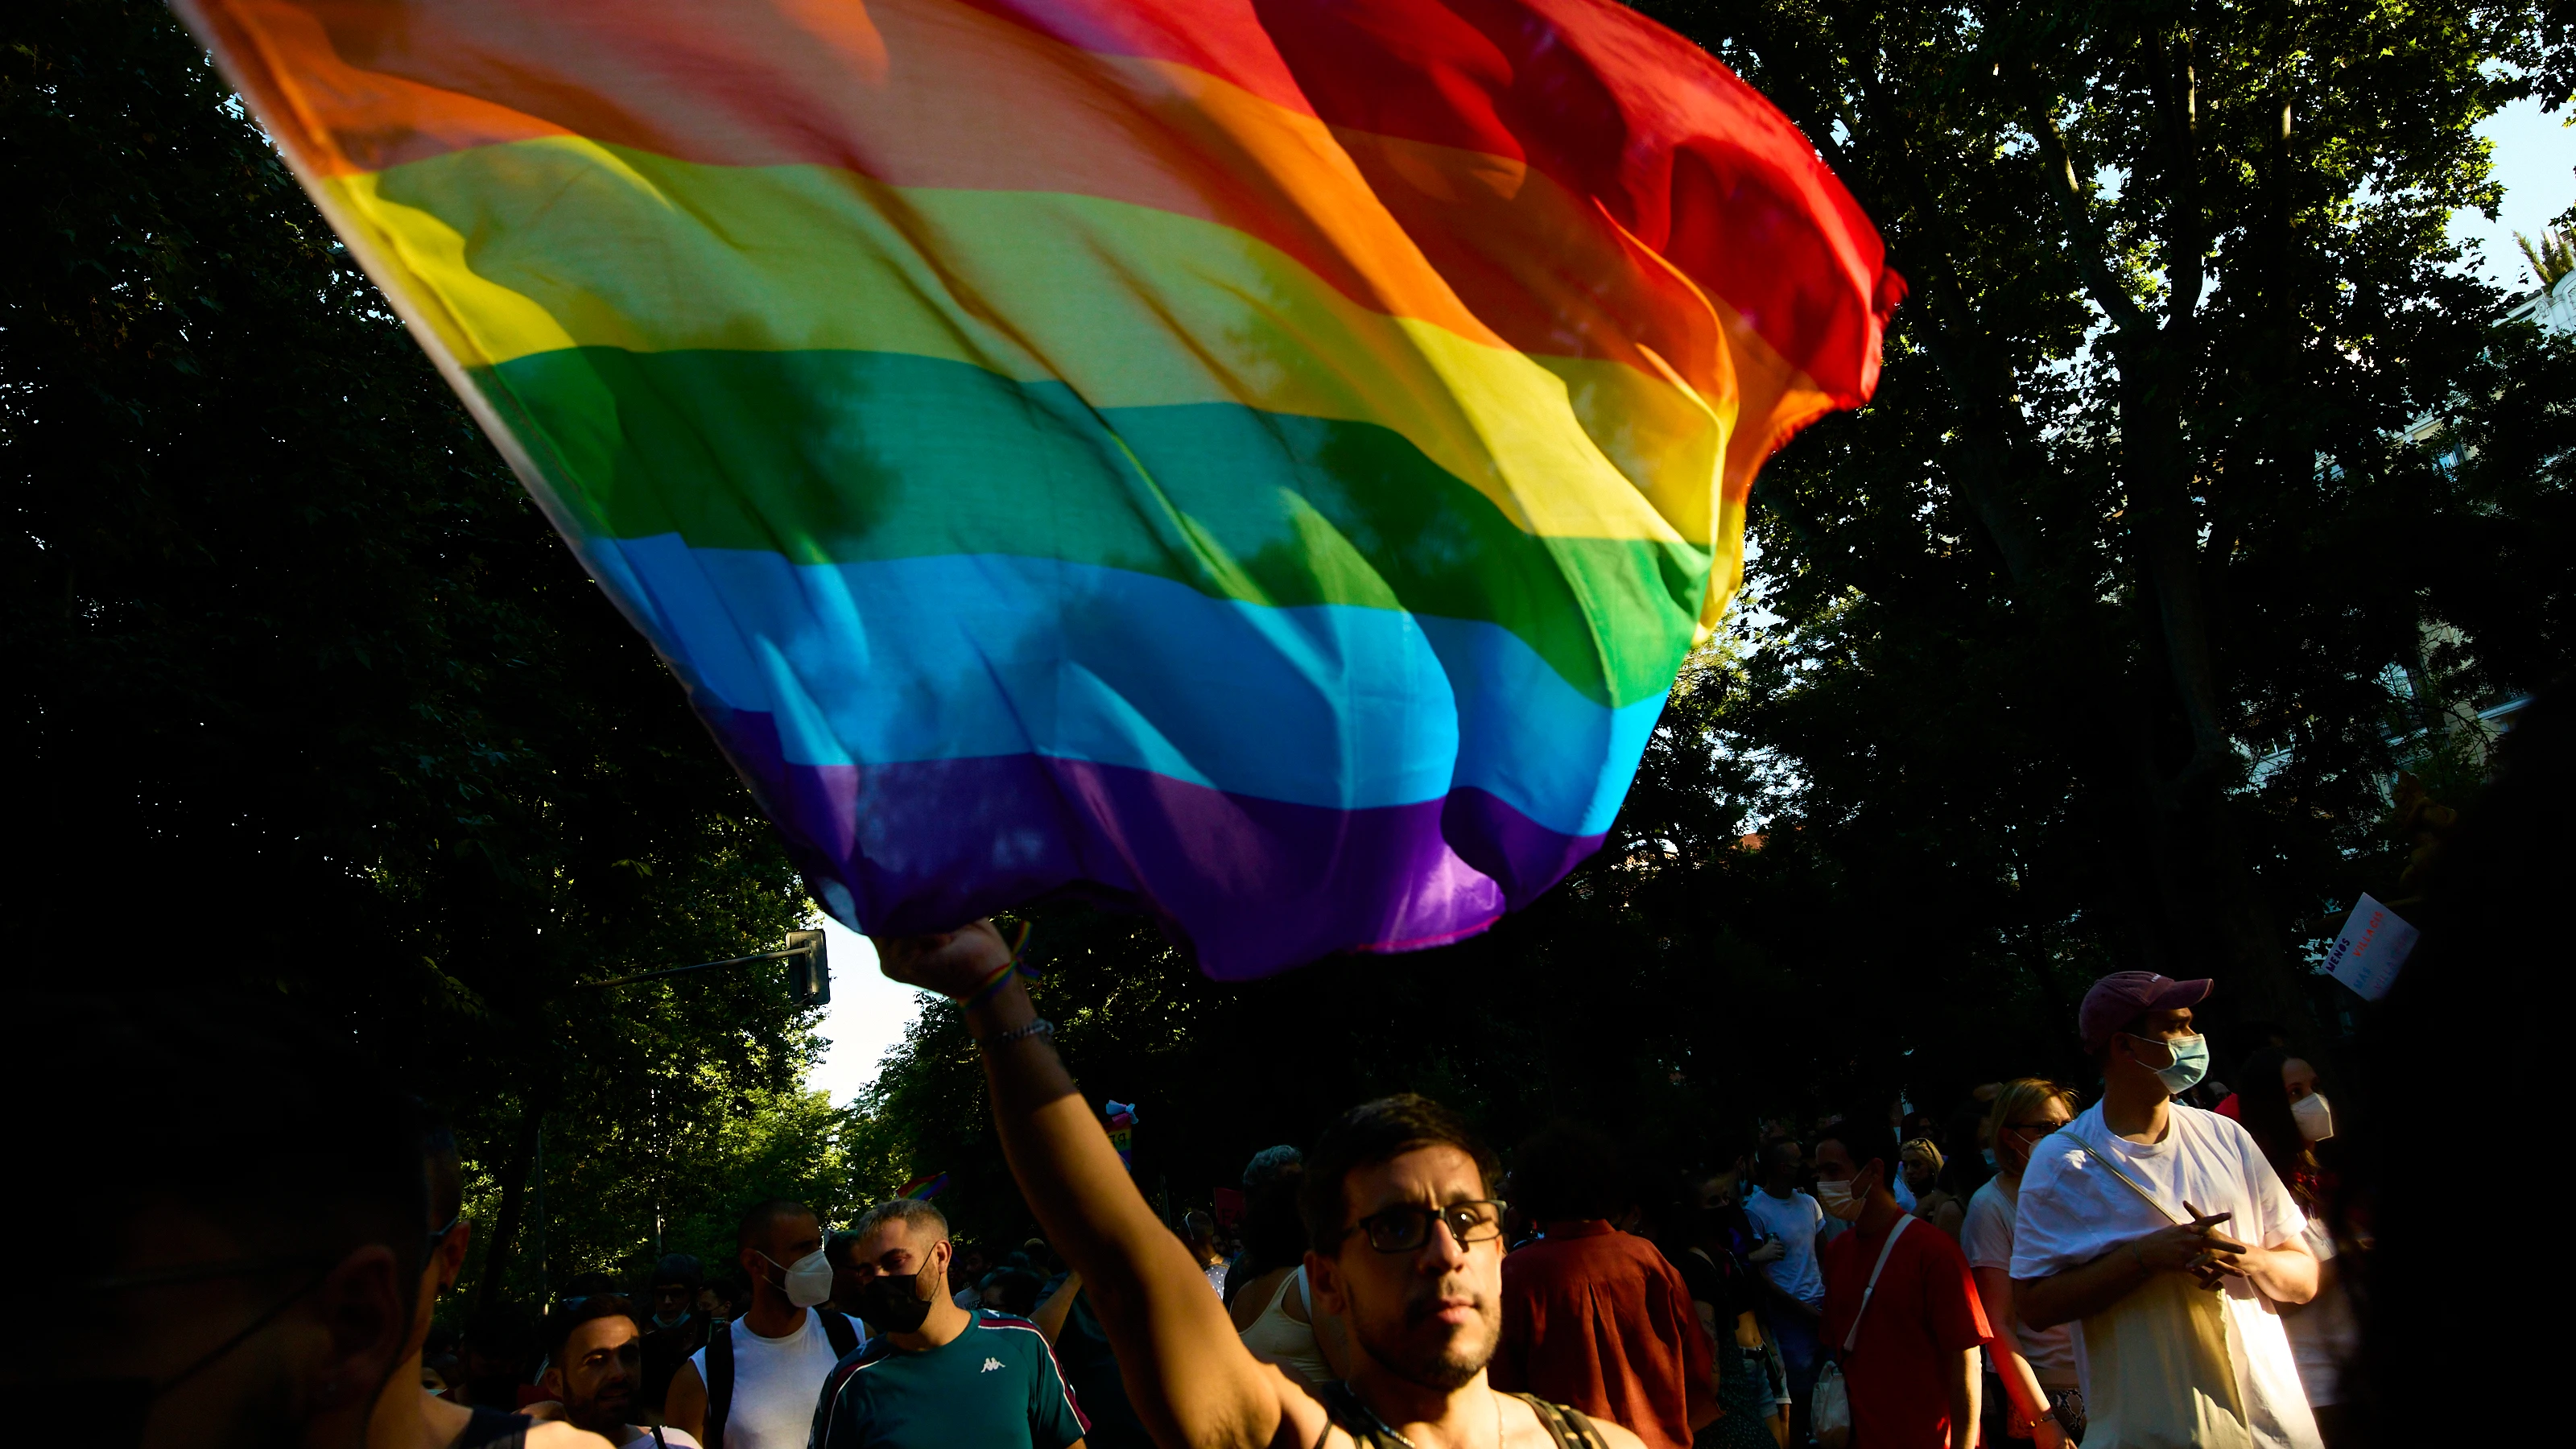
[1509,1394,1612,1449]
[652,1430,667,1449]
[2068,1135,2186,1225]
[819,1307,860,1358]
[1839,1216,1912,1352]
[705,1319,733,1449]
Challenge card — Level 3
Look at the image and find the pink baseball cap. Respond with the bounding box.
[2079,971,2212,1052]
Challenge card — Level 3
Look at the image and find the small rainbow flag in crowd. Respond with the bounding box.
[176,0,1897,977]
[901,1170,950,1200]
[1105,1101,1139,1170]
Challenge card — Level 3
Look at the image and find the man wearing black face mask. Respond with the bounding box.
[811,1197,1089,1449]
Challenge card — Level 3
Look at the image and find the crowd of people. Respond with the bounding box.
[37,957,2372,1449]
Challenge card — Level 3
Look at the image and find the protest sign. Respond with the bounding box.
[2321,893,2417,1001]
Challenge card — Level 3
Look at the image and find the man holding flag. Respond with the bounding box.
[875,922,1650,1449]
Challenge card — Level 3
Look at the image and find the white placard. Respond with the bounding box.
[2321,893,2418,1001]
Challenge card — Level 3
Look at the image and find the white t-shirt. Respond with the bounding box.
[1740,1187,1827,1308]
[1960,1174,2078,1387]
[2012,1103,2320,1449]
[617,1430,704,1447]
[2282,1217,2355,1408]
[687,1308,847,1449]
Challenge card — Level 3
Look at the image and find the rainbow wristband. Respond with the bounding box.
[958,922,1040,1008]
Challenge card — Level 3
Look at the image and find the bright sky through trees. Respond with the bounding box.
[2452,97,2573,287]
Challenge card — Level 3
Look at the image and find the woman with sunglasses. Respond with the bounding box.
[1959,1080,2083,1447]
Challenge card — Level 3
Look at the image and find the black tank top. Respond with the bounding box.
[450,1407,530,1449]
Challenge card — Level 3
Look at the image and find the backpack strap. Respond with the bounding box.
[1508,1393,1611,1449]
[1839,1216,1912,1353]
[704,1319,733,1449]
[819,1307,860,1358]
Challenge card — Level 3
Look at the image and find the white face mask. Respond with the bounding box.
[2292,1091,2334,1142]
[762,1249,836,1308]
[1812,1178,1864,1222]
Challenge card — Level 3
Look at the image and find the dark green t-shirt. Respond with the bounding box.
[811,1311,1089,1449]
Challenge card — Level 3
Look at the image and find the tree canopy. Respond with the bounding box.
[7,0,835,1303]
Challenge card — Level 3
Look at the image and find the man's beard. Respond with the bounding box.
[1352,1280,1498,1392]
[567,1381,632,1435]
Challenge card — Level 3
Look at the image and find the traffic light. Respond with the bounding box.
[786,928,830,1009]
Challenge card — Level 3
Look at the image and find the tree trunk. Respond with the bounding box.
[473,1108,543,1316]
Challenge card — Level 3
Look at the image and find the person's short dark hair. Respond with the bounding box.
[545,1292,641,1360]
[1242,1144,1303,1190]
[1509,1120,1628,1224]
[1298,1093,1499,1254]
[27,993,428,1324]
[978,1266,1044,1316]
[652,1253,704,1291]
[1234,1166,1308,1274]
[737,1198,815,1253]
[1814,1118,1901,1180]
[1760,1135,1802,1171]
[824,1230,861,1270]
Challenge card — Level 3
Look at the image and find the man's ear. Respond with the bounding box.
[313,1245,409,1411]
[1304,1249,1348,1317]
[541,1363,566,1400]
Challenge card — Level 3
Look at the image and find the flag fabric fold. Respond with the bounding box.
[177,0,1899,977]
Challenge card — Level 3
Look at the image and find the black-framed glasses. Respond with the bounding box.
[1344,1200,1505,1253]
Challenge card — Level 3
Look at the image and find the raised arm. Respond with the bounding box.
[877,926,1325,1449]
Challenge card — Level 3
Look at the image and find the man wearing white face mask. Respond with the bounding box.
[663,1200,861,1449]
[2011,973,2322,1449]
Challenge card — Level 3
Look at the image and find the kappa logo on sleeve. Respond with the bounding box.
[981,1356,1004,1373]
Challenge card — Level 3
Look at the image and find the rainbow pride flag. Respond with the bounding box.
[179,0,1898,977]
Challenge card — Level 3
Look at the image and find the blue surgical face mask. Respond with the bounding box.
[2128,1031,2211,1095]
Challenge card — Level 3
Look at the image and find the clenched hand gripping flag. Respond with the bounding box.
[177,0,1899,977]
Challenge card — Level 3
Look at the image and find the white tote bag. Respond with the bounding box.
[1811,1216,1911,1449]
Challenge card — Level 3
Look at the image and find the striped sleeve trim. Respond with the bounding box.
[974,1315,1092,1435]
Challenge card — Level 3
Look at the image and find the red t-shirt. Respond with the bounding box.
[1819,1216,1991,1449]
[1490,1221,1710,1449]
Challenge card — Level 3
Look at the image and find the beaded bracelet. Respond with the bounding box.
[976,1017,1055,1048]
